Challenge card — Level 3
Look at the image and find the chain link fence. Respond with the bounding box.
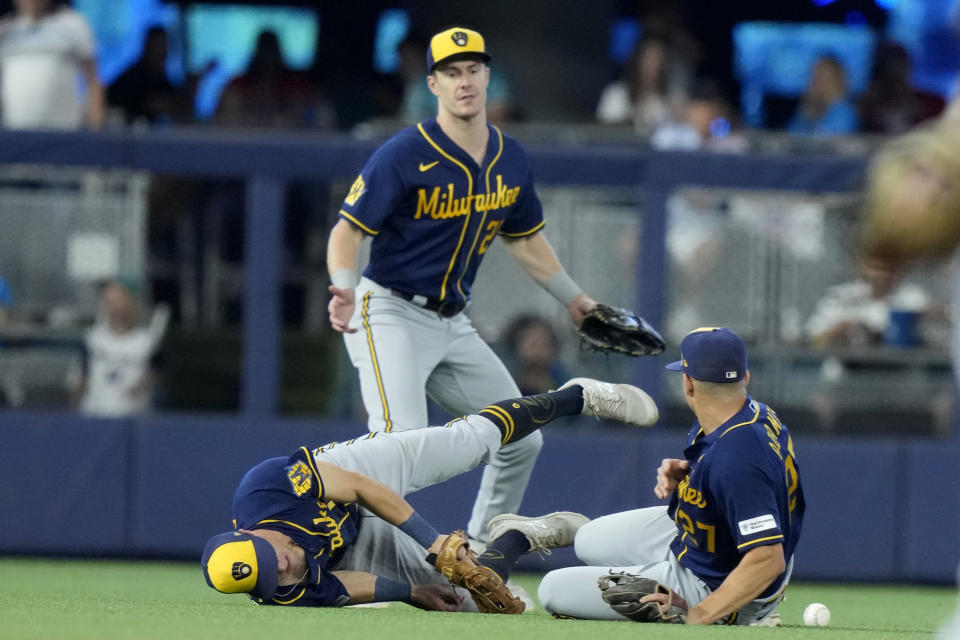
[0,165,149,408]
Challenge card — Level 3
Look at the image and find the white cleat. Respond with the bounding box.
[487,511,590,554]
[559,377,659,426]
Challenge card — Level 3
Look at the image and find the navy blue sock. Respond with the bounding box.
[478,385,584,445]
[477,530,530,582]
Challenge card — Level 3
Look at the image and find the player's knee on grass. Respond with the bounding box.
[538,567,625,620]
[537,569,564,615]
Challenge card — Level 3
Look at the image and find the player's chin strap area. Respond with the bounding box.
[273,568,309,600]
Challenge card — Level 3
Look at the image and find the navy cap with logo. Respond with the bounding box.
[665,327,748,383]
[201,531,278,601]
[426,27,491,72]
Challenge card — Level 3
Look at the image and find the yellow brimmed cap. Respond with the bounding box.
[427,27,491,71]
[201,531,278,600]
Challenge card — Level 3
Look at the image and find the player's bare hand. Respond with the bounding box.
[328,285,358,333]
[568,293,597,328]
[409,583,466,611]
[654,458,689,499]
[428,533,476,565]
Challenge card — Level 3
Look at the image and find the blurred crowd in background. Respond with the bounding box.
[0,0,959,427]
[1,0,958,138]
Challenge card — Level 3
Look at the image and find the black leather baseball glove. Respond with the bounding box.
[598,572,688,623]
[578,304,665,357]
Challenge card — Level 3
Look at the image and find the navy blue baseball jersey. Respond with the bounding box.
[339,117,544,303]
[668,396,804,598]
[232,445,361,606]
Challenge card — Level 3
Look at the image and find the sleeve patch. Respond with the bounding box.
[285,460,313,497]
[344,175,366,206]
[738,514,777,536]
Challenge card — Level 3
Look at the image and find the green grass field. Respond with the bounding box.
[0,558,954,640]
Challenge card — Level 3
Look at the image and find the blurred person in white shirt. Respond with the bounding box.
[68,277,169,417]
[596,36,687,137]
[805,256,930,347]
[0,0,104,130]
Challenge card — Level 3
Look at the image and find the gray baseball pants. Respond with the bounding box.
[344,276,542,541]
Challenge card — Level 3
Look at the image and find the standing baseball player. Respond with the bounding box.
[534,328,805,626]
[327,26,598,544]
[200,379,658,609]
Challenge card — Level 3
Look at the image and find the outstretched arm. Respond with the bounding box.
[326,219,366,333]
[502,232,595,326]
[331,570,464,610]
[317,458,418,525]
[315,458,448,552]
[685,543,786,625]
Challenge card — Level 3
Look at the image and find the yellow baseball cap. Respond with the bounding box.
[201,531,278,600]
[426,27,491,72]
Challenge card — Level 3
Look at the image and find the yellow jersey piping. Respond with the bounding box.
[339,210,378,235]
[499,219,545,238]
[737,534,784,550]
[297,446,324,498]
[455,125,504,297]
[256,519,326,536]
[272,588,307,605]
[718,404,761,438]
[417,122,473,301]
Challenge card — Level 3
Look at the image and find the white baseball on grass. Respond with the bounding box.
[803,602,831,627]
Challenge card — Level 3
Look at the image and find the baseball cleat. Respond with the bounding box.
[487,511,590,554]
[559,377,659,426]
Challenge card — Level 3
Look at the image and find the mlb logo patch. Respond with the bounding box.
[725,370,738,379]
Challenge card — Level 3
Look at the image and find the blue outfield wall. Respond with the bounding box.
[1,412,957,583]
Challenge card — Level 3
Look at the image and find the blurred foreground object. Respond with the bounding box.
[862,112,960,265]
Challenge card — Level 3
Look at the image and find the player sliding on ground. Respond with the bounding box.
[201,378,658,611]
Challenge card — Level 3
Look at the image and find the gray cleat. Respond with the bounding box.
[559,377,659,426]
[487,511,590,554]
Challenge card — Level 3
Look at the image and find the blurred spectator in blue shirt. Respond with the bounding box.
[396,32,431,124]
[0,275,22,408]
[0,275,10,326]
[858,42,945,135]
[787,55,858,136]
